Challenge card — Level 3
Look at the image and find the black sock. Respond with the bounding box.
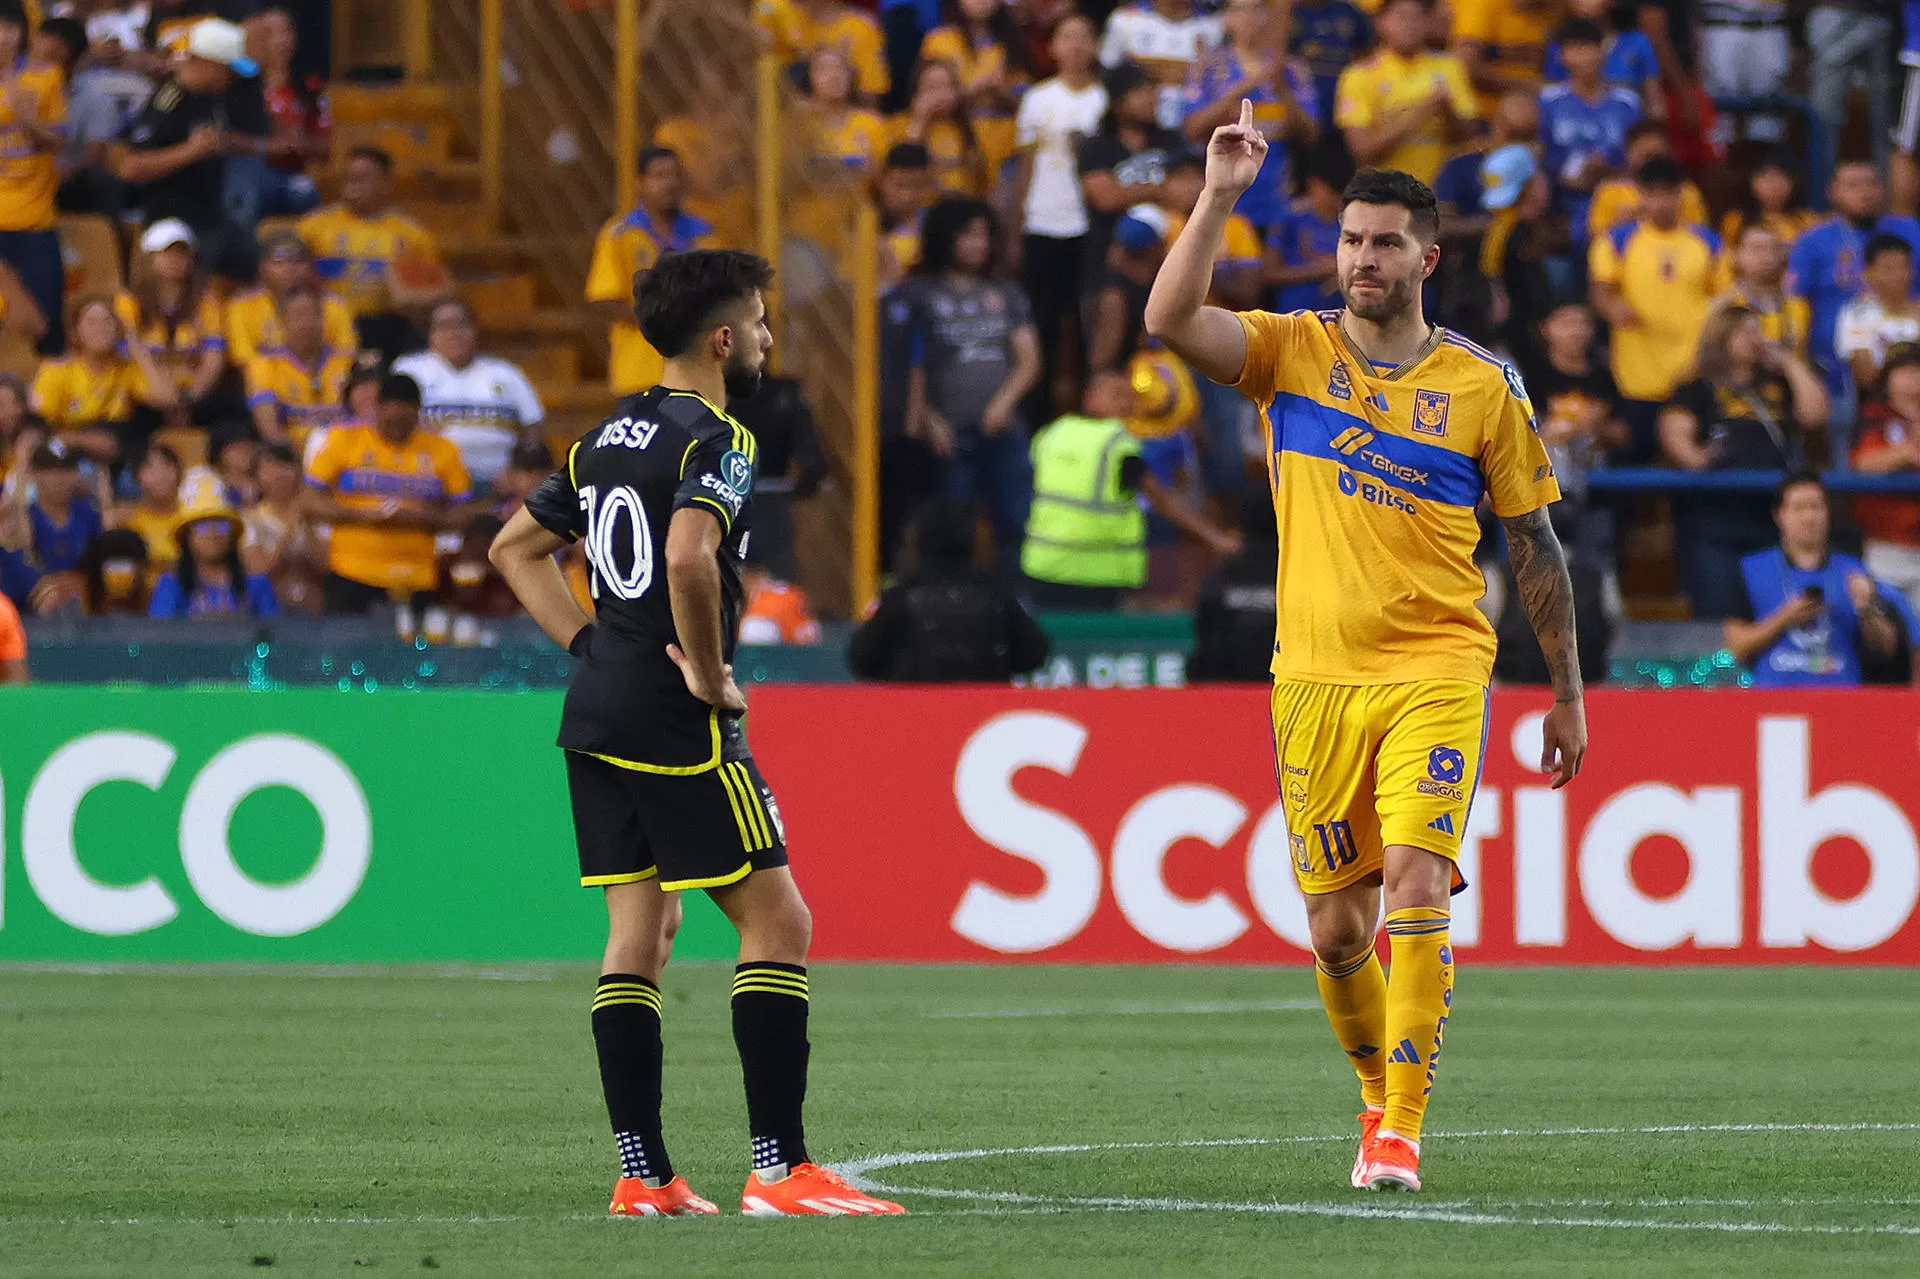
[592,973,672,1184]
[731,962,811,1174]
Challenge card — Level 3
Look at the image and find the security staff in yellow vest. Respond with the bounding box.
[1022,371,1241,610]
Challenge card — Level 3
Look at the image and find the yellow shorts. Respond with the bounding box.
[1270,678,1489,895]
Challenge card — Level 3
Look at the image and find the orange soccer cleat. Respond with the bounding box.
[609,1175,721,1217]
[1363,1135,1422,1192]
[740,1163,908,1216]
[1351,1108,1384,1189]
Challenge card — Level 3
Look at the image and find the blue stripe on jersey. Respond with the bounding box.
[1441,333,1505,368]
[1270,391,1485,508]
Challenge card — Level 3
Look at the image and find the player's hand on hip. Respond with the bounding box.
[1205,99,1268,199]
[666,643,748,712]
[1540,698,1587,790]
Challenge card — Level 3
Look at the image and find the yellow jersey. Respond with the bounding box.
[30,355,153,432]
[225,287,358,367]
[920,24,1023,173]
[1718,208,1820,249]
[297,205,442,318]
[304,423,471,593]
[118,502,181,573]
[755,0,890,98]
[1333,51,1480,185]
[1721,281,1811,358]
[113,290,226,393]
[584,205,719,394]
[1588,220,1730,401]
[1450,0,1551,114]
[246,347,355,449]
[0,61,65,231]
[1234,310,1559,685]
[884,115,985,196]
[792,106,889,260]
[1587,177,1708,240]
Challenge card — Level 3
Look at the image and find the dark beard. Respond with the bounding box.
[1342,275,1419,322]
[723,360,762,402]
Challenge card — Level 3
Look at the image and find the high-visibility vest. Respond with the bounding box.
[1021,414,1147,588]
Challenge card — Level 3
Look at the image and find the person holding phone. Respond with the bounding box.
[1723,472,1915,686]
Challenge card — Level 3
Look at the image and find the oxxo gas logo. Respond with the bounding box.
[1,732,371,938]
[945,711,1920,957]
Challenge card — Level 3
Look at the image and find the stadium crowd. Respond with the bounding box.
[2,0,1919,688]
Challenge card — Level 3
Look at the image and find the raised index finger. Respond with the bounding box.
[1239,97,1254,131]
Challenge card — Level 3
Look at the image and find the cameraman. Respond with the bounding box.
[1724,472,1917,686]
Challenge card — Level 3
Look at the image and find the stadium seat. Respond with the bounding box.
[57,214,123,300]
[151,425,210,471]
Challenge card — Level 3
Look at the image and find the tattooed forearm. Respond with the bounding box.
[1501,508,1583,703]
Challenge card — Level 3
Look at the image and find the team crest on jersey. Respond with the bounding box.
[1412,388,1450,437]
[1502,363,1528,401]
[1327,360,1353,401]
[722,450,753,496]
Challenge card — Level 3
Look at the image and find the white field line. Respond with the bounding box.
[832,1122,1920,1237]
[928,1000,1325,1019]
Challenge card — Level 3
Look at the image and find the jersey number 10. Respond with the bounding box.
[577,484,654,601]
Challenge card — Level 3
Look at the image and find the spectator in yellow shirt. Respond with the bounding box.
[790,47,890,261]
[1588,156,1732,461]
[246,287,353,452]
[1335,0,1480,185]
[297,146,448,360]
[1717,154,1820,249]
[585,146,718,395]
[109,440,184,576]
[1721,223,1811,360]
[653,65,755,251]
[1451,0,1552,115]
[30,293,172,464]
[0,1,69,356]
[113,218,229,419]
[756,0,890,101]
[1585,120,1708,242]
[886,60,988,197]
[226,229,358,367]
[877,141,935,286]
[920,0,1030,178]
[303,372,472,613]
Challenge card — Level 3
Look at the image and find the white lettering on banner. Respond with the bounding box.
[1245,802,1312,949]
[1580,785,1743,949]
[1110,785,1249,952]
[1758,717,1920,951]
[1510,712,1567,947]
[8,730,372,938]
[950,712,1102,953]
[22,732,181,935]
[180,735,371,938]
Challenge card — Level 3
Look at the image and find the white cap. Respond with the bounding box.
[140,218,196,253]
[178,18,258,76]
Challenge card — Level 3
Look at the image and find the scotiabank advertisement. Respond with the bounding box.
[752,689,1920,964]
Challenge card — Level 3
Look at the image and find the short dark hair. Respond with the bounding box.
[637,145,680,177]
[1772,469,1826,512]
[1168,147,1207,176]
[916,196,997,276]
[0,1,26,31]
[31,440,80,471]
[428,295,477,327]
[1339,168,1439,243]
[378,373,423,406]
[1625,120,1667,147]
[633,249,775,359]
[1556,18,1604,46]
[1300,143,1356,192]
[349,146,394,174]
[885,142,931,171]
[38,17,87,67]
[1635,156,1684,189]
[1865,232,1914,267]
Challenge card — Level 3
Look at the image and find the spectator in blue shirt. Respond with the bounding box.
[1433,89,1538,233]
[1539,20,1642,246]
[25,441,102,577]
[1788,160,1920,424]
[1265,147,1348,313]
[1288,0,1371,129]
[1724,472,1915,686]
[1181,0,1319,233]
[147,494,279,620]
[1541,0,1661,114]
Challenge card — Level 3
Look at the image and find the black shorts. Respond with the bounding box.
[566,750,789,892]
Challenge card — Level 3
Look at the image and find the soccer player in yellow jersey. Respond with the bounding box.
[1146,102,1588,1193]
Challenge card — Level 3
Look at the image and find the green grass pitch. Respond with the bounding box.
[3,964,1917,1277]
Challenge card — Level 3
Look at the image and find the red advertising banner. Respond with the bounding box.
[750,688,1920,964]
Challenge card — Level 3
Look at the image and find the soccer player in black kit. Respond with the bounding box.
[489,250,904,1218]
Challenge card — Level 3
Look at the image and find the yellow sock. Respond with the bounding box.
[1314,946,1388,1110]
[1381,906,1454,1143]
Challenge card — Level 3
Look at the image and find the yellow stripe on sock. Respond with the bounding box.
[732,974,808,992]
[733,967,807,985]
[731,982,810,1000]
[592,995,662,1012]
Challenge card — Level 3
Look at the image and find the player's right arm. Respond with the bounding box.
[1144,99,1266,386]
[491,455,593,651]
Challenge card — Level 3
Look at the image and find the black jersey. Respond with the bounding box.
[525,386,759,770]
